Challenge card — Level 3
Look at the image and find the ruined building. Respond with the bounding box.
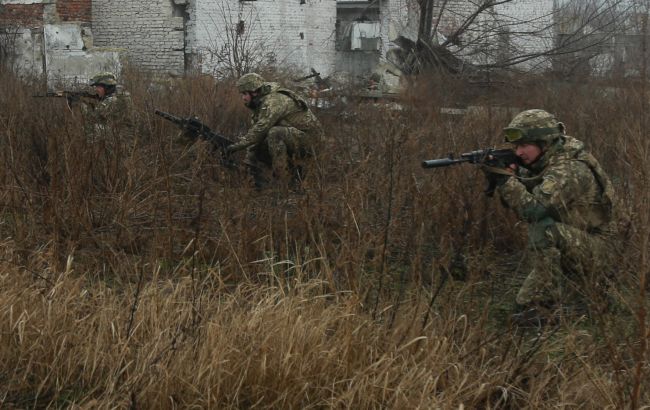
[0,0,644,88]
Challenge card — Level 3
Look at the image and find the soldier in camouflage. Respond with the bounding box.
[83,72,134,140]
[226,72,323,188]
[485,109,618,323]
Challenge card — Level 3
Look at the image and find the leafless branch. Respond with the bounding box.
[402,0,634,75]
[201,3,278,79]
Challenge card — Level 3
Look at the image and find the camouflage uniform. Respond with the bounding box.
[495,110,617,308]
[82,72,134,141]
[227,73,323,184]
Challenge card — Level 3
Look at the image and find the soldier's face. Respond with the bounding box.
[241,92,255,104]
[515,143,543,165]
[95,85,106,98]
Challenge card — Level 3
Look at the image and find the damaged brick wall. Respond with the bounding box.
[186,0,336,78]
[92,0,185,75]
[0,3,44,75]
[57,0,92,22]
[0,4,45,26]
[0,0,120,85]
[0,0,91,26]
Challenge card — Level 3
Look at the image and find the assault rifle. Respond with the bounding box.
[293,68,321,83]
[33,90,100,106]
[154,109,234,151]
[422,148,521,196]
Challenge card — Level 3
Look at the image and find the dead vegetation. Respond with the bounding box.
[0,66,648,408]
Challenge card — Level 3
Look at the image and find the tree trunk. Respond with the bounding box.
[418,0,435,45]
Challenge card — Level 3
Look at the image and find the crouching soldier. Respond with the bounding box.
[484,109,619,325]
[225,72,323,189]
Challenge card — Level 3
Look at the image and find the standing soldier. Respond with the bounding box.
[226,72,323,189]
[484,109,619,325]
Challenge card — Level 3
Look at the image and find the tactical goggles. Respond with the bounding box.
[503,127,559,143]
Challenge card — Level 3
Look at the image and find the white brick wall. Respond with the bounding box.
[44,23,121,89]
[87,0,560,78]
[4,0,634,80]
[92,0,185,75]
[185,0,336,78]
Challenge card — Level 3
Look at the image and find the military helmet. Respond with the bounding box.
[503,109,564,145]
[89,72,117,87]
[237,73,265,93]
[369,72,381,82]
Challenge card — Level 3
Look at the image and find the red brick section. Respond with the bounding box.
[0,4,45,26]
[57,0,92,22]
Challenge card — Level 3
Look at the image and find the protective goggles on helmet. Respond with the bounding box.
[503,126,559,143]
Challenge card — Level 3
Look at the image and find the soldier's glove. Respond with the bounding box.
[224,144,237,155]
[481,165,513,196]
[221,144,240,165]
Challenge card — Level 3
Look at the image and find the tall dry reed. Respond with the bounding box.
[0,66,648,408]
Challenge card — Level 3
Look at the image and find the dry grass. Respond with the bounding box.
[0,66,648,408]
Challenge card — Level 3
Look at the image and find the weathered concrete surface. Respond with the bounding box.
[2,27,44,77]
[0,0,122,88]
[44,23,121,89]
[185,0,337,78]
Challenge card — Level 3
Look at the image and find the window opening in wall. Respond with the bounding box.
[172,0,193,74]
[335,1,381,52]
[237,20,246,36]
[172,1,188,18]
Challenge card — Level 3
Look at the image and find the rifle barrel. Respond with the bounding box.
[154,109,183,123]
[421,158,468,168]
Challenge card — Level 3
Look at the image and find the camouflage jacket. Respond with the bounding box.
[82,89,134,138]
[497,136,617,235]
[229,82,323,152]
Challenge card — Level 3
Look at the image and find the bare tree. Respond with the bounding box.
[392,0,633,76]
[202,3,278,80]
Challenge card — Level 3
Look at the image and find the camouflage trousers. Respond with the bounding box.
[516,220,613,307]
[244,126,318,185]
